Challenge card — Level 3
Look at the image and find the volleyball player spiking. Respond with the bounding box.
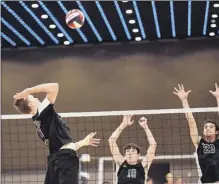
[13,83,100,184]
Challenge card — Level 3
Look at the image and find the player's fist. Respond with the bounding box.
[122,114,134,126]
[139,117,148,128]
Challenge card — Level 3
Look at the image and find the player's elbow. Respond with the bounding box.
[148,145,157,156]
[53,83,59,91]
[47,83,59,93]
[149,138,157,146]
[50,83,59,95]
[108,137,115,144]
[149,142,157,149]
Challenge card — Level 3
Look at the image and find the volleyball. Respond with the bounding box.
[65,9,85,29]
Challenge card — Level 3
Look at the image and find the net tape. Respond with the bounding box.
[1,107,219,119]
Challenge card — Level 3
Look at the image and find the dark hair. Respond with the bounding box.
[13,99,31,114]
[204,119,219,131]
[124,143,140,154]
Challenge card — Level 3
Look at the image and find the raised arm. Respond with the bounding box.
[13,83,59,104]
[173,84,200,148]
[74,132,100,151]
[209,83,219,116]
[139,117,157,169]
[108,114,134,164]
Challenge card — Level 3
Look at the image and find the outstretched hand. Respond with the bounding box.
[173,84,191,101]
[209,83,219,100]
[122,114,134,126]
[83,132,100,147]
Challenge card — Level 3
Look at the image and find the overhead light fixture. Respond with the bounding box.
[64,41,70,45]
[212,14,218,18]
[31,3,39,8]
[210,24,216,28]
[122,1,129,2]
[129,20,136,24]
[135,37,142,41]
[57,33,64,37]
[213,3,219,8]
[132,29,139,33]
[49,24,56,29]
[41,14,48,19]
[211,19,216,23]
[209,32,215,36]
[126,9,133,14]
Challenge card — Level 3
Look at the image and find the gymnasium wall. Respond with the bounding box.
[2,39,219,183]
[2,40,219,114]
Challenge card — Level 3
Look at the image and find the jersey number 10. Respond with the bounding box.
[127,169,137,178]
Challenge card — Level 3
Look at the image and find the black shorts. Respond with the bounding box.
[44,149,79,184]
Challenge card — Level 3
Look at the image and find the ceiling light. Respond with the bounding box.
[132,29,139,33]
[31,4,39,8]
[210,24,216,28]
[209,32,215,36]
[213,3,219,8]
[64,41,70,45]
[49,24,56,29]
[126,9,133,14]
[129,20,136,24]
[41,14,48,19]
[57,33,64,37]
[135,37,142,41]
[211,19,216,23]
[212,14,218,18]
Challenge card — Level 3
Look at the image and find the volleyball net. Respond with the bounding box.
[1,107,219,184]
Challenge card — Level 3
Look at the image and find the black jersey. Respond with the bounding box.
[117,161,145,184]
[197,138,219,183]
[32,98,73,154]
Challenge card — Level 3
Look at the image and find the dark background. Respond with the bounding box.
[2,39,219,183]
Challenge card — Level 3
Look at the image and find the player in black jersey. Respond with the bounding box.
[108,114,157,184]
[13,83,100,184]
[174,84,219,184]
